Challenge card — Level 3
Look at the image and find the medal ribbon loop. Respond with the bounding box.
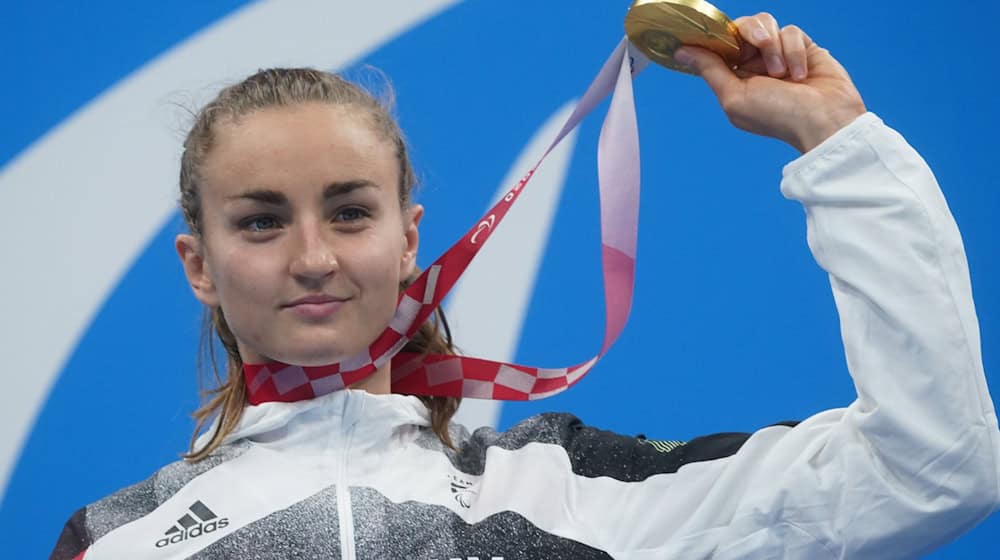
[245,39,650,404]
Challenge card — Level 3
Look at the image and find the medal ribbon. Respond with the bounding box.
[244,39,649,404]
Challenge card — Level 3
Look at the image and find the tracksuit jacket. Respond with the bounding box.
[51,114,1000,559]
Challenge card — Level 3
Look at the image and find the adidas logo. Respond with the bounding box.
[154,500,230,549]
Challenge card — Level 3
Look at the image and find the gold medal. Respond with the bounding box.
[625,0,742,74]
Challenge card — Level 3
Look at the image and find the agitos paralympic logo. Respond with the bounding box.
[154,501,230,549]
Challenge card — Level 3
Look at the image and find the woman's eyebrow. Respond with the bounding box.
[323,179,378,199]
[224,180,376,205]
[226,189,287,205]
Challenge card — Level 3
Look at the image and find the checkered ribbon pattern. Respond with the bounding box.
[244,38,650,405]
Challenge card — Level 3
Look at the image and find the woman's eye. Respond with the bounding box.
[336,207,370,222]
[241,216,280,232]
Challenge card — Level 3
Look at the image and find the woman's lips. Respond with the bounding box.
[284,295,346,319]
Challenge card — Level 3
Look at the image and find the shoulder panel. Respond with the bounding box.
[442,413,756,481]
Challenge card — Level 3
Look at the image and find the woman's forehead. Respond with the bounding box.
[201,103,399,196]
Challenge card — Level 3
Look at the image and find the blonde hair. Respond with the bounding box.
[179,68,459,461]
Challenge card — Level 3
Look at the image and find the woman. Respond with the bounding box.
[51,13,999,559]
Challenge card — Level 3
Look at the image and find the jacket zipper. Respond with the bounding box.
[337,419,358,560]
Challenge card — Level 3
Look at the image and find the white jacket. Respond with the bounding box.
[52,114,1000,559]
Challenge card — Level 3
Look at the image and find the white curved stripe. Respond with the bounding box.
[0,0,460,498]
[449,101,580,430]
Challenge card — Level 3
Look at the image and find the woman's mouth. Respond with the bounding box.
[284,294,347,320]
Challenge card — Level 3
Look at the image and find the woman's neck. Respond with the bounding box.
[348,363,391,394]
[241,359,393,405]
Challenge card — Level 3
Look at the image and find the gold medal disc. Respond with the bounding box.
[625,0,742,74]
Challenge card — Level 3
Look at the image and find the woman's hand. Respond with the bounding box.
[673,12,866,153]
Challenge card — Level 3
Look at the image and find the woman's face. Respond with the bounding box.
[176,103,421,367]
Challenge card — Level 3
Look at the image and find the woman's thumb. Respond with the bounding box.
[674,46,739,102]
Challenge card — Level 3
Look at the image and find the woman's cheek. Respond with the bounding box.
[215,247,280,308]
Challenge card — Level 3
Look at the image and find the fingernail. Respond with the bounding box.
[768,55,786,75]
[673,48,694,67]
[791,64,806,80]
[752,27,769,42]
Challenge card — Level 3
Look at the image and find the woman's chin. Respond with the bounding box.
[266,345,359,368]
[239,333,377,367]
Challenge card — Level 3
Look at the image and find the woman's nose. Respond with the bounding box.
[288,224,338,280]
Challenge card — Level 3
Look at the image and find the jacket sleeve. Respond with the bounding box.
[50,507,90,560]
[712,112,1000,558]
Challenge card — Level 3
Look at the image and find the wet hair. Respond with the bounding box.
[179,68,459,461]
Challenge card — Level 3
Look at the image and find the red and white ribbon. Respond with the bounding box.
[245,38,650,404]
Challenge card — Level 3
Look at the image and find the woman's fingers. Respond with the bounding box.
[781,25,811,81]
[732,13,814,81]
[734,56,768,77]
[736,13,786,77]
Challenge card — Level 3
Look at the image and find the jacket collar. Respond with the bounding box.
[195,390,431,451]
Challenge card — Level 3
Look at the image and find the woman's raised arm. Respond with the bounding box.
[655,13,1000,558]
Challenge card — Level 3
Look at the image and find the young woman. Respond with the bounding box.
[51,13,999,559]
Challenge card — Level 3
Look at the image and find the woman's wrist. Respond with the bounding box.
[793,104,867,154]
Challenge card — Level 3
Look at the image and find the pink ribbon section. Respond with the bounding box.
[245,39,648,405]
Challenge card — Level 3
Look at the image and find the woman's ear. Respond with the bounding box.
[401,204,424,278]
[175,234,220,307]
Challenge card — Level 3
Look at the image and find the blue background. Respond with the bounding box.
[1,1,997,557]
